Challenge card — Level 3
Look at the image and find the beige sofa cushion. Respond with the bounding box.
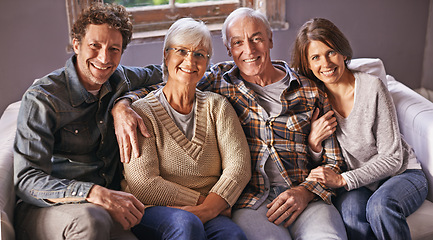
[0,101,20,240]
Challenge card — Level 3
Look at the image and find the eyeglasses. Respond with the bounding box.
[166,47,210,62]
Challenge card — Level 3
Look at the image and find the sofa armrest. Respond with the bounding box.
[387,75,433,201]
[0,101,20,240]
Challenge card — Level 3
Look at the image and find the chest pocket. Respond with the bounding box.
[55,123,95,154]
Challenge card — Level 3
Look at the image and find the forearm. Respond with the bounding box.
[116,88,150,104]
[15,165,94,207]
[123,130,200,206]
[126,175,201,207]
[15,139,94,206]
[342,154,401,190]
[200,193,230,216]
[300,176,335,204]
[213,98,252,206]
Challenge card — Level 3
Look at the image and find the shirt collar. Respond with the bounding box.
[65,56,113,107]
[223,60,301,87]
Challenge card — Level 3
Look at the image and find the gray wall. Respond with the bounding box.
[0,0,431,114]
[422,0,433,90]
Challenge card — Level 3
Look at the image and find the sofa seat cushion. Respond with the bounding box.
[408,200,433,240]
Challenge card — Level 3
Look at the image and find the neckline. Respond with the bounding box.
[146,91,207,159]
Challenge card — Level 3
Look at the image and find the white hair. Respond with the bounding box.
[162,18,212,81]
[221,7,272,47]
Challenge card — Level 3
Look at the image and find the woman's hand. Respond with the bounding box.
[171,193,229,224]
[306,166,346,188]
[309,108,337,153]
[112,99,150,163]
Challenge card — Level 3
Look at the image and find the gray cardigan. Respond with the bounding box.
[336,71,419,191]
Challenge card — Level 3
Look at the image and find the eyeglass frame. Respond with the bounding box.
[166,47,210,61]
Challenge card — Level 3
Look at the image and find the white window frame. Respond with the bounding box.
[65,0,288,44]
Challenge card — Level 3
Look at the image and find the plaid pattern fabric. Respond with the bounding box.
[123,60,344,207]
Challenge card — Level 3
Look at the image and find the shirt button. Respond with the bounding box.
[99,120,104,124]
[74,130,79,134]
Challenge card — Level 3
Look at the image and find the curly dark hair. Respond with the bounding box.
[71,2,133,52]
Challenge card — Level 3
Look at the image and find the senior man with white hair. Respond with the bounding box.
[112,7,347,240]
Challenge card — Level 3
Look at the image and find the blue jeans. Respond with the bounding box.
[335,169,428,240]
[132,206,247,240]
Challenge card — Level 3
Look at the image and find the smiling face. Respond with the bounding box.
[307,40,347,86]
[164,44,209,87]
[73,23,123,91]
[226,16,274,82]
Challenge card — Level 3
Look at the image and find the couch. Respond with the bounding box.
[1,58,433,239]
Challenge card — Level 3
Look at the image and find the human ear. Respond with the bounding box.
[226,46,232,57]
[269,33,273,49]
[72,38,80,55]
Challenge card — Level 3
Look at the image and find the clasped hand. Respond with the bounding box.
[308,108,337,153]
[306,166,347,188]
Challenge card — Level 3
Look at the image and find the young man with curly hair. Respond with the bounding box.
[13,3,162,239]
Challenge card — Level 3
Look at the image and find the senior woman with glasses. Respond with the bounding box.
[121,18,251,240]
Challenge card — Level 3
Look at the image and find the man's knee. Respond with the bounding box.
[14,203,114,240]
[66,204,113,239]
[232,207,291,240]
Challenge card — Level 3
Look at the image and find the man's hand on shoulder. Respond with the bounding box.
[266,186,315,227]
[112,99,149,163]
[86,184,145,230]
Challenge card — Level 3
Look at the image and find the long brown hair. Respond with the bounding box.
[291,18,353,82]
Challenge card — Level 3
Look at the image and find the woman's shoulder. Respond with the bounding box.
[131,92,160,116]
[196,90,229,105]
[353,71,387,91]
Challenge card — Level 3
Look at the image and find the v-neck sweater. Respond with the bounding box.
[122,90,251,207]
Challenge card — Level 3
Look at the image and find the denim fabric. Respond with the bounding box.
[14,56,162,207]
[335,169,428,240]
[132,206,247,240]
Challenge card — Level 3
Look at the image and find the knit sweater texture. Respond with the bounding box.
[337,71,418,191]
[122,90,251,207]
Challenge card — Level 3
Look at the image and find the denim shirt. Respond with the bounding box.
[14,56,162,207]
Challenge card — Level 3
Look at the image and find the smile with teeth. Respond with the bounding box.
[92,63,110,70]
[244,57,259,63]
[179,67,196,73]
[321,68,336,76]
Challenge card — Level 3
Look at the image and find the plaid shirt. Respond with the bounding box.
[123,60,344,208]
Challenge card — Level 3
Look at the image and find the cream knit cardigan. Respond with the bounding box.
[122,90,251,207]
